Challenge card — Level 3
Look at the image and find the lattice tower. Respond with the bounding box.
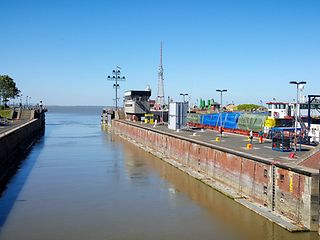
[157,41,165,106]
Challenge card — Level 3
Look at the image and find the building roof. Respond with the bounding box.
[124,90,151,97]
[266,102,289,105]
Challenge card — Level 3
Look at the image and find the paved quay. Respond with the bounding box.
[116,120,320,232]
[120,120,318,174]
[0,120,29,136]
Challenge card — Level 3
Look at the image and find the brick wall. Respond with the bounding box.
[113,120,319,230]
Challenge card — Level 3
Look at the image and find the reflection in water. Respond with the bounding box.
[117,134,318,240]
[0,109,317,240]
[0,137,44,227]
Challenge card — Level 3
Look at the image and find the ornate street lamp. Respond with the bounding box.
[107,66,126,110]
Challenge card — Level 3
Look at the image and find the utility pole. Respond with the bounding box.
[107,67,126,110]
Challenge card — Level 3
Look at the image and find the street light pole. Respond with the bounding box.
[180,93,188,102]
[157,95,164,122]
[107,66,126,110]
[289,81,306,152]
[216,89,227,128]
[20,94,23,107]
[216,89,227,111]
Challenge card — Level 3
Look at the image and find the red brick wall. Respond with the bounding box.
[112,121,317,230]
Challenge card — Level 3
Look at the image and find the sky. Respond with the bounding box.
[0,0,319,106]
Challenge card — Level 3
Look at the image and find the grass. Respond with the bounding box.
[0,109,13,119]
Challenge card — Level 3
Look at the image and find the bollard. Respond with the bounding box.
[289,153,296,159]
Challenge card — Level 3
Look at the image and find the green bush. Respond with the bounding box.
[237,104,261,112]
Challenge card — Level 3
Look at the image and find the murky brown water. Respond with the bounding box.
[0,107,318,240]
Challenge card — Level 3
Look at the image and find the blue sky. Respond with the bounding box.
[0,0,319,106]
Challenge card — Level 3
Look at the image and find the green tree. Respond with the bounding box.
[236,104,261,112]
[0,75,20,107]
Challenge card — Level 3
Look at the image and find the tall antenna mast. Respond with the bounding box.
[157,41,165,107]
[160,41,162,66]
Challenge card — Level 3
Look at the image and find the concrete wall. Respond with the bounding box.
[112,120,319,231]
[0,112,45,187]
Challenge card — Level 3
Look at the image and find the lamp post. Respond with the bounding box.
[20,94,23,107]
[289,81,306,152]
[158,95,164,122]
[180,93,188,102]
[216,89,227,128]
[216,89,227,111]
[107,66,126,110]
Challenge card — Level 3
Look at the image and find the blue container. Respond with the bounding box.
[201,112,241,128]
[202,114,219,126]
[222,112,241,129]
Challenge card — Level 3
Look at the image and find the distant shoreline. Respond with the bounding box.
[46,105,107,115]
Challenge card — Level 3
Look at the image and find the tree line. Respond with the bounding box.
[0,75,20,108]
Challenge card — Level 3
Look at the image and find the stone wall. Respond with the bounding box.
[0,113,45,187]
[112,120,319,231]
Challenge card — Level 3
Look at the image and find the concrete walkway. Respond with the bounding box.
[0,120,29,136]
[123,121,318,174]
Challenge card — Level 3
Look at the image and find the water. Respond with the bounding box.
[0,106,317,240]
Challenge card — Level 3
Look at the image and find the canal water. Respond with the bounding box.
[0,106,317,240]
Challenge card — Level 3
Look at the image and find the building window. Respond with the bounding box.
[264,169,268,178]
[280,174,285,182]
